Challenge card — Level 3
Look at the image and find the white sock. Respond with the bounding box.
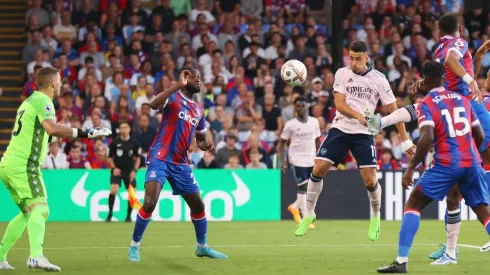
[367,183,382,218]
[446,209,461,259]
[130,240,140,246]
[297,192,306,215]
[380,104,417,128]
[396,256,408,264]
[305,177,323,217]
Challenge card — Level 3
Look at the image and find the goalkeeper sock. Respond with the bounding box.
[27,204,50,258]
[191,212,207,246]
[131,208,152,246]
[0,212,30,261]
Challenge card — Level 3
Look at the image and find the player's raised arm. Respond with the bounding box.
[149,69,190,110]
[445,49,481,102]
[474,40,490,77]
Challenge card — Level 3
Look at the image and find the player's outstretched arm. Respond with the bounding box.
[445,51,482,102]
[196,132,215,153]
[474,40,490,77]
[149,70,189,110]
[41,119,112,139]
[277,138,288,173]
[402,125,433,189]
[472,124,485,150]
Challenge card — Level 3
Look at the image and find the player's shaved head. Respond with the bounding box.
[37,67,60,89]
[439,13,459,35]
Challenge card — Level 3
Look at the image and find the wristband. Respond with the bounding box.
[463,73,474,85]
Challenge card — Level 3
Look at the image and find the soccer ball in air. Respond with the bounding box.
[281,59,307,86]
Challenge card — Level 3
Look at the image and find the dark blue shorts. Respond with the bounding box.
[292,166,313,185]
[416,164,490,207]
[145,159,200,195]
[316,128,377,168]
[471,101,490,152]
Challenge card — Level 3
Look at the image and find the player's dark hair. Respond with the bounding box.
[422,61,445,80]
[178,66,198,79]
[350,41,368,53]
[294,96,307,104]
[37,66,60,89]
[439,13,459,35]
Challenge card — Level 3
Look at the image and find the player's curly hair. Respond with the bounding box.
[422,61,445,80]
[439,13,459,35]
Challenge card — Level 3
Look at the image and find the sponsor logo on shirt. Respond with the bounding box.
[179,111,199,127]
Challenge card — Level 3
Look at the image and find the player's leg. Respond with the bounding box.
[378,165,458,273]
[295,128,348,236]
[288,166,310,225]
[107,169,122,222]
[480,169,490,252]
[169,164,227,259]
[365,104,418,134]
[122,175,136,222]
[128,161,167,262]
[377,185,434,273]
[350,133,382,240]
[0,166,27,270]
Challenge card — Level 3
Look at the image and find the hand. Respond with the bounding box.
[178,70,189,89]
[356,113,367,127]
[129,170,136,181]
[470,81,483,103]
[401,139,416,156]
[198,140,215,154]
[408,79,424,94]
[87,127,112,138]
[479,40,490,53]
[113,168,121,176]
[282,162,288,173]
[402,168,414,190]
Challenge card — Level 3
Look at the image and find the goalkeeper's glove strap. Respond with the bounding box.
[72,128,89,138]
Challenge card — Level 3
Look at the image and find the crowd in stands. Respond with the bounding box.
[20,0,488,171]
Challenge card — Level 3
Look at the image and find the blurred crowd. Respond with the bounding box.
[20,0,489,171]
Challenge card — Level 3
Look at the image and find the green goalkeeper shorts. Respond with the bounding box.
[0,166,47,212]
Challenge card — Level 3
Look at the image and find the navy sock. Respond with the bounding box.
[131,208,152,244]
[398,209,421,259]
[191,212,207,246]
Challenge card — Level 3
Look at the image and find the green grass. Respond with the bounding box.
[1,220,490,274]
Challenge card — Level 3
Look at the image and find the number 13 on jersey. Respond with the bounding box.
[12,110,25,137]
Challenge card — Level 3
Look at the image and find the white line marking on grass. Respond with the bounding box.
[8,243,456,251]
[459,244,481,249]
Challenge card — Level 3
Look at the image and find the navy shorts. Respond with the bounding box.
[316,128,377,168]
[292,166,313,185]
[145,159,199,195]
[416,164,490,207]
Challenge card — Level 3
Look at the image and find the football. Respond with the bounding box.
[281,59,307,86]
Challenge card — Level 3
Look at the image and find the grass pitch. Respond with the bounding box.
[1,220,490,274]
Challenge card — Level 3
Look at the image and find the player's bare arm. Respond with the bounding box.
[445,50,482,102]
[315,137,320,151]
[149,70,190,110]
[474,40,490,77]
[334,92,366,126]
[472,124,485,150]
[196,132,215,154]
[385,102,416,155]
[402,125,434,190]
[41,119,111,139]
[277,137,288,173]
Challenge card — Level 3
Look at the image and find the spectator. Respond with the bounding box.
[224,153,244,169]
[131,114,157,158]
[122,0,149,26]
[90,144,112,169]
[235,90,262,141]
[53,10,77,42]
[246,148,267,169]
[41,140,69,169]
[241,134,270,167]
[198,151,220,168]
[215,134,242,167]
[151,0,175,34]
[67,146,92,169]
[25,0,51,27]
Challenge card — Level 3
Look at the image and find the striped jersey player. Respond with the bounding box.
[294,41,411,240]
[128,67,227,262]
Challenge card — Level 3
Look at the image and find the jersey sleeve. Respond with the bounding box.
[416,100,434,128]
[161,93,177,110]
[32,96,56,122]
[333,69,346,94]
[196,108,207,133]
[446,38,468,61]
[377,74,396,105]
[280,121,291,140]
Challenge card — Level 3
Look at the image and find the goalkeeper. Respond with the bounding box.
[0,67,111,271]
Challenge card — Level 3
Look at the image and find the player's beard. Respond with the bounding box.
[186,83,200,94]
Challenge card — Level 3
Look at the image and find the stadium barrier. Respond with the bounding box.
[0,169,281,222]
[281,170,479,221]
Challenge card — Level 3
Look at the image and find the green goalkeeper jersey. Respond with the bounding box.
[0,91,56,167]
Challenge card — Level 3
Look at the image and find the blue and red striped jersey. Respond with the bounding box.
[434,35,474,97]
[147,91,207,165]
[416,87,481,168]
